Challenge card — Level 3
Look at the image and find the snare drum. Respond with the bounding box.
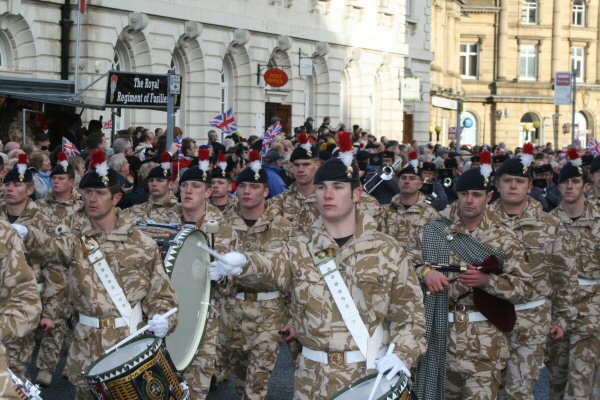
[330,373,412,400]
[136,222,180,259]
[8,369,43,400]
[84,337,189,400]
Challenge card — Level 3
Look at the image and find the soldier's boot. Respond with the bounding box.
[36,370,53,387]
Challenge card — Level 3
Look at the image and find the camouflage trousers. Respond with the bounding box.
[6,331,36,380]
[230,340,280,399]
[0,346,20,400]
[183,305,220,399]
[545,336,570,400]
[446,319,508,400]
[294,353,374,399]
[498,305,549,400]
[36,321,71,372]
[564,334,600,400]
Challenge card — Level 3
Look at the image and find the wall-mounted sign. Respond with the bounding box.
[432,95,457,110]
[299,58,313,76]
[264,68,288,87]
[400,77,421,101]
[105,70,181,109]
[554,71,572,106]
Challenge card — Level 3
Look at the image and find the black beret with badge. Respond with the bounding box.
[455,149,493,191]
[314,131,359,184]
[79,150,120,189]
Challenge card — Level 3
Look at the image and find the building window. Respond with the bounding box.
[519,44,537,80]
[221,56,234,114]
[572,47,585,82]
[572,0,585,26]
[405,0,414,18]
[521,0,538,24]
[460,43,479,79]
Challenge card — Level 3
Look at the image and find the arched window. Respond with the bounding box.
[0,30,13,69]
[520,112,541,144]
[111,42,131,132]
[221,55,234,114]
[573,0,585,27]
[575,111,589,144]
[460,112,479,146]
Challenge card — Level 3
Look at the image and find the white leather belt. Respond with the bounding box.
[235,291,280,301]
[302,346,387,365]
[514,299,546,311]
[578,278,600,286]
[79,314,128,329]
[448,311,487,323]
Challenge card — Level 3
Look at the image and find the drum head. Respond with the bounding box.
[331,373,404,400]
[164,228,211,371]
[87,337,157,377]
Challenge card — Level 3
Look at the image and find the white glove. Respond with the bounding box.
[212,252,247,277]
[11,223,28,240]
[209,262,224,282]
[147,314,169,338]
[375,353,411,381]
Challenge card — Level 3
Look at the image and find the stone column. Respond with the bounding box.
[497,0,508,80]
[551,0,561,78]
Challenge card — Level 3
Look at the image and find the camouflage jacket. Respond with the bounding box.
[378,192,440,251]
[490,198,578,330]
[0,220,42,342]
[551,201,600,335]
[210,195,238,215]
[36,192,84,232]
[414,204,534,307]
[268,183,320,234]
[122,193,182,225]
[0,200,54,283]
[357,191,382,221]
[240,211,427,367]
[585,189,600,209]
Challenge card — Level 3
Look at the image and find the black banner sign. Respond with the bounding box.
[105,71,181,109]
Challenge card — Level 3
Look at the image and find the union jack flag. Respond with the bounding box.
[261,124,282,156]
[587,138,600,157]
[62,137,80,157]
[175,135,184,160]
[209,108,238,134]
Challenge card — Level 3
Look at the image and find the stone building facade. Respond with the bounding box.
[0,0,417,143]
[432,0,600,150]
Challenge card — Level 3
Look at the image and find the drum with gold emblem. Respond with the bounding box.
[330,373,413,400]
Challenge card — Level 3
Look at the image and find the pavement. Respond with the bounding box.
[35,341,551,399]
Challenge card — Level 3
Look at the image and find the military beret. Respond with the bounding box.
[444,158,458,169]
[212,154,232,181]
[4,154,33,184]
[533,164,552,174]
[581,154,594,167]
[495,143,535,178]
[558,148,583,183]
[590,156,600,174]
[147,152,172,180]
[290,133,319,162]
[314,132,359,184]
[492,154,510,164]
[470,155,480,163]
[79,151,120,189]
[398,151,420,177]
[236,150,268,184]
[180,148,211,184]
[420,162,436,172]
[455,150,493,191]
[51,152,75,178]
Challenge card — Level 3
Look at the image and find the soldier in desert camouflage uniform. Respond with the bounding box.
[378,154,439,252]
[414,163,533,400]
[122,152,181,225]
[210,153,238,214]
[586,156,600,208]
[490,154,578,400]
[176,150,239,399]
[34,152,83,386]
[0,220,42,399]
[1,154,54,379]
[547,155,600,400]
[41,151,178,400]
[213,133,427,400]
[221,156,292,399]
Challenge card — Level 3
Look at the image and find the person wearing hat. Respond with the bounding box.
[546,149,600,400]
[412,150,533,400]
[262,150,287,198]
[210,153,238,213]
[420,160,449,211]
[174,148,240,398]
[171,137,199,180]
[0,217,42,399]
[122,152,181,226]
[33,131,51,152]
[489,144,577,400]
[378,151,439,252]
[34,152,84,386]
[1,154,55,380]
[40,150,178,399]
[533,163,561,211]
[585,155,600,207]
[211,131,427,399]
[219,150,292,399]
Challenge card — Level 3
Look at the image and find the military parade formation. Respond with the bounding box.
[0,117,598,400]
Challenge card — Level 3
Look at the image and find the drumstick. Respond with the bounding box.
[196,241,234,266]
[367,343,396,400]
[105,307,178,354]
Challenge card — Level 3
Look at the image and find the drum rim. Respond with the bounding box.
[164,227,212,372]
[329,372,404,399]
[85,336,161,382]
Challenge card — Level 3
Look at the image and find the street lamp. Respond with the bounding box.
[435,125,442,142]
[429,126,434,143]
[533,120,540,140]
[523,123,532,141]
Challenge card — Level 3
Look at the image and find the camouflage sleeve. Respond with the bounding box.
[376,204,390,233]
[388,245,427,367]
[0,227,42,341]
[548,235,578,330]
[141,240,179,330]
[240,244,293,294]
[483,231,534,304]
[41,263,70,320]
